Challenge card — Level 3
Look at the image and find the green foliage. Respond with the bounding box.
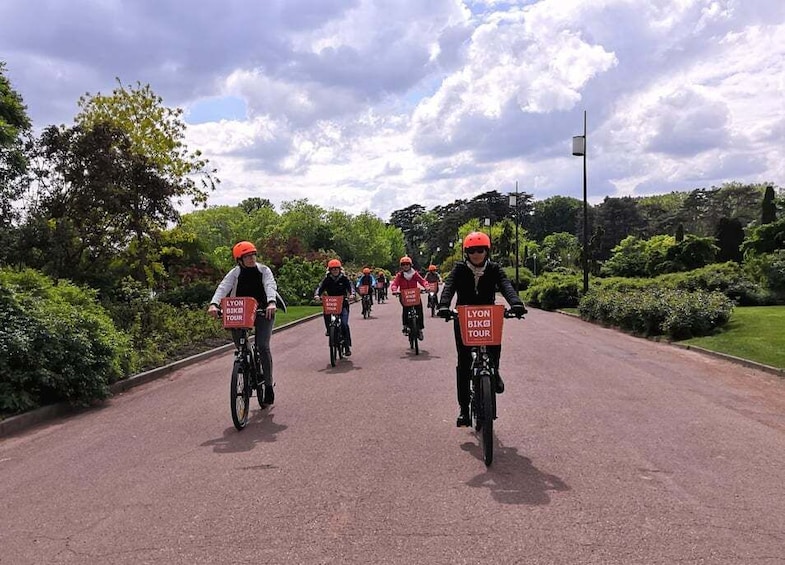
[156,281,215,307]
[521,272,582,310]
[0,268,134,414]
[601,234,676,277]
[579,287,733,339]
[741,217,785,257]
[276,256,329,305]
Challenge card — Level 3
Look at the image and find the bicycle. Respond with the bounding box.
[322,295,346,367]
[358,284,372,319]
[395,287,426,355]
[426,282,439,317]
[445,305,523,466]
[218,297,267,431]
[375,281,385,304]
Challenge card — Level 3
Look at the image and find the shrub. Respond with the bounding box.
[276,256,328,305]
[578,286,732,339]
[0,268,134,413]
[522,272,582,310]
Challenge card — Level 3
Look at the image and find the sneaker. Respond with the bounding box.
[496,374,505,394]
[262,386,275,406]
[456,407,471,427]
[402,326,409,334]
[417,329,424,340]
[344,346,352,357]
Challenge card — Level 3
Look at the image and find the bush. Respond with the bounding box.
[0,268,134,414]
[276,256,328,305]
[578,287,732,339]
[156,281,215,307]
[522,272,582,310]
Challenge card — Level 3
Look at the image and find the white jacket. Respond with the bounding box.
[210,263,287,312]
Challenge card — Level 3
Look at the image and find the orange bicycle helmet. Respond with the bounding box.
[399,256,412,265]
[232,241,257,260]
[362,267,371,274]
[427,264,437,271]
[462,231,491,250]
[327,259,342,269]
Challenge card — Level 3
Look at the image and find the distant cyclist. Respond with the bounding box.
[390,256,429,340]
[375,271,387,303]
[424,264,442,310]
[314,259,355,357]
[208,241,286,406]
[437,232,525,427]
[355,267,377,308]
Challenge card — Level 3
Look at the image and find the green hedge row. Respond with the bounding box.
[578,287,733,339]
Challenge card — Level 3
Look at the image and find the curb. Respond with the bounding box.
[554,309,785,379]
[0,311,324,439]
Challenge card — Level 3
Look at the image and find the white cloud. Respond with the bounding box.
[1,0,783,221]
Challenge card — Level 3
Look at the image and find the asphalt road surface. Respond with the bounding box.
[3,298,785,564]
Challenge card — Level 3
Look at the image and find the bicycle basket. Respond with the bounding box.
[221,296,259,329]
[400,287,421,307]
[428,282,439,293]
[321,295,345,315]
[375,282,384,289]
[457,305,504,346]
[357,284,370,296]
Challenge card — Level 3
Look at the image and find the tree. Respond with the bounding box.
[529,196,582,242]
[593,197,646,261]
[75,79,218,208]
[0,61,32,263]
[762,185,777,224]
[715,217,744,263]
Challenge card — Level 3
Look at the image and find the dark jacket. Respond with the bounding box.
[315,274,355,308]
[438,260,522,308]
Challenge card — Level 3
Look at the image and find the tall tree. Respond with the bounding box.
[529,195,582,242]
[593,196,646,261]
[762,185,777,224]
[715,217,745,263]
[0,61,32,264]
[75,79,218,208]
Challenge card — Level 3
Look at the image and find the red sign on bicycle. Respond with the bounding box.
[221,296,259,329]
[321,295,344,315]
[400,287,421,307]
[457,305,504,346]
[357,284,370,295]
[428,282,439,293]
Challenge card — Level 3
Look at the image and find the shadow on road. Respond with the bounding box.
[462,440,570,505]
[201,411,288,454]
[317,360,361,374]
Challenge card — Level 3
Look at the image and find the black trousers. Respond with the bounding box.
[401,304,425,330]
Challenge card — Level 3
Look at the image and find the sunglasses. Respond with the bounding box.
[241,252,257,259]
[400,263,412,267]
[465,247,487,254]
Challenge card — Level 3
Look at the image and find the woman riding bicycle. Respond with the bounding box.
[390,256,429,340]
[207,241,284,406]
[314,259,355,357]
[437,232,525,427]
[424,264,442,310]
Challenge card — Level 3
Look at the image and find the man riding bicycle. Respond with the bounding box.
[207,241,285,406]
[437,232,525,427]
[376,270,388,302]
[424,264,442,310]
[390,256,429,340]
[314,259,355,357]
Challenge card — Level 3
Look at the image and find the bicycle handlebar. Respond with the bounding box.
[440,307,525,321]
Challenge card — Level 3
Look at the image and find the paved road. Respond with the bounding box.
[3,299,785,564]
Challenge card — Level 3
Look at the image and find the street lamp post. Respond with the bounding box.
[484,217,492,249]
[509,182,520,290]
[572,110,589,294]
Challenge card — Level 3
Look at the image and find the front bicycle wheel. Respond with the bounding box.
[231,360,250,430]
[329,325,338,367]
[480,374,494,466]
[409,315,419,355]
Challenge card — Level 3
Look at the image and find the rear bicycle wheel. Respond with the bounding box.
[480,374,494,466]
[231,360,250,430]
[251,350,265,408]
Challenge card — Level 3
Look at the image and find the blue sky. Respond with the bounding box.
[1,0,783,221]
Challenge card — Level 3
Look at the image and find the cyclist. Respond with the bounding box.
[355,267,377,312]
[208,241,285,406]
[437,232,526,427]
[424,264,442,311]
[314,259,355,356]
[390,256,429,340]
[375,270,387,303]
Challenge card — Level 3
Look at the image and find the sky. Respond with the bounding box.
[2,0,784,222]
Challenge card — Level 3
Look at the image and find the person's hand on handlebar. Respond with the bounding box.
[510,303,527,318]
[437,306,452,320]
[207,303,220,318]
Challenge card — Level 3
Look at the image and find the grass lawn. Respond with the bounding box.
[680,306,785,369]
[274,305,323,327]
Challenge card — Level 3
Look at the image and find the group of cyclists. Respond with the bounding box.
[208,231,525,427]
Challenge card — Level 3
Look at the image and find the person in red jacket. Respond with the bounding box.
[390,256,429,340]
